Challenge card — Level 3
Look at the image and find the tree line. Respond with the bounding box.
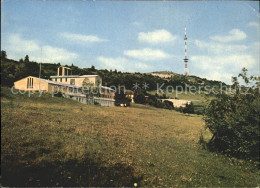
[1,51,227,92]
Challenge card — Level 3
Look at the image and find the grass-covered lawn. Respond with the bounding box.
[148,90,213,114]
[1,87,259,187]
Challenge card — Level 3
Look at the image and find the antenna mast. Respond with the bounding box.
[184,26,189,76]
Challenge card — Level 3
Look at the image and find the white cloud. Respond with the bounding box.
[60,32,107,43]
[7,34,40,52]
[97,56,151,72]
[124,48,171,61]
[248,21,260,29]
[36,46,77,63]
[5,34,78,63]
[138,29,177,44]
[210,29,247,42]
[194,39,248,54]
[191,54,256,84]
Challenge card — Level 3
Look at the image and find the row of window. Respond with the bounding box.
[55,78,67,82]
[54,78,75,85]
[27,78,34,88]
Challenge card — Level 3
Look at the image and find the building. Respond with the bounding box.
[161,99,191,108]
[125,90,135,103]
[50,66,102,87]
[57,66,72,76]
[13,66,116,106]
[149,73,172,78]
[13,76,81,93]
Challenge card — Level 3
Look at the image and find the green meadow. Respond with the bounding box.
[1,87,259,187]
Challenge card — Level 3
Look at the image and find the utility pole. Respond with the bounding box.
[39,48,42,91]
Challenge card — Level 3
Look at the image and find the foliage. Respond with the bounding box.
[82,78,100,101]
[134,90,147,104]
[53,91,63,97]
[1,51,227,92]
[1,54,57,86]
[1,50,7,59]
[134,91,174,110]
[180,102,195,114]
[162,100,174,110]
[204,68,260,160]
[114,89,131,106]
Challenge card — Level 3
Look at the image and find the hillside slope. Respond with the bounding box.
[1,54,227,91]
[1,87,259,187]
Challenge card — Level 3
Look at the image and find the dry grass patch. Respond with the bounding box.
[1,88,259,187]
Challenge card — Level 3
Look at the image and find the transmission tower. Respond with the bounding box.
[184,26,189,76]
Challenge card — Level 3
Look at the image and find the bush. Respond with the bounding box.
[182,102,195,114]
[114,89,131,106]
[134,91,146,104]
[53,92,63,97]
[175,102,195,114]
[162,100,174,110]
[204,68,260,160]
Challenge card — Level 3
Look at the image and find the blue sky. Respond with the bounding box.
[1,1,259,84]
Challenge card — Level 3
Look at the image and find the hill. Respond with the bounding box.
[1,51,228,92]
[1,87,259,186]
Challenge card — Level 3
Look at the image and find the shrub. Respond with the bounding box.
[175,102,195,114]
[114,89,131,106]
[53,92,63,97]
[204,68,260,160]
[134,92,146,104]
[162,100,174,110]
[182,102,195,114]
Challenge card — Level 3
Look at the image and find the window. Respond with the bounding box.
[65,78,67,82]
[60,78,62,82]
[55,78,57,82]
[27,77,34,88]
[70,79,75,85]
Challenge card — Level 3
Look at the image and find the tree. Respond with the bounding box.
[24,55,30,63]
[114,89,131,106]
[182,102,195,114]
[204,68,260,160]
[1,62,15,86]
[163,100,174,110]
[90,65,96,71]
[82,78,98,104]
[134,91,146,104]
[1,50,7,59]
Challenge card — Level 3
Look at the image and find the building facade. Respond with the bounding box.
[14,76,81,93]
[51,66,102,87]
[13,66,115,106]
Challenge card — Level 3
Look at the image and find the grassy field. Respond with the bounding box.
[1,87,259,187]
[148,90,213,114]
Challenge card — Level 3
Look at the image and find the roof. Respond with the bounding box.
[15,76,106,89]
[50,75,100,78]
[58,66,71,69]
[38,78,81,88]
[100,86,115,91]
[18,76,81,88]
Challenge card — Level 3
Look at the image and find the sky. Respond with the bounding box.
[1,1,259,84]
